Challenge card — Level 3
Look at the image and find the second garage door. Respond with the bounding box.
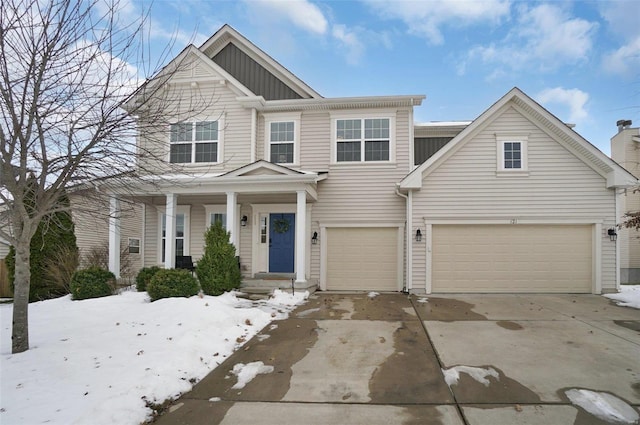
[432,224,592,293]
[326,227,400,291]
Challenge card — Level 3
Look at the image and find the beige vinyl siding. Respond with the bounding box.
[137,56,252,175]
[71,193,143,277]
[299,111,331,171]
[312,108,412,286]
[411,105,617,293]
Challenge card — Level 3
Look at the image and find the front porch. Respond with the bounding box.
[106,161,326,286]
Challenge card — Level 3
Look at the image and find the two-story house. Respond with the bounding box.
[611,120,640,284]
[100,24,637,294]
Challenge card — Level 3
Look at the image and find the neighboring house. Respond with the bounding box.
[611,121,640,284]
[100,24,637,294]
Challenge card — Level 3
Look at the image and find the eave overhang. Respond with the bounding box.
[237,94,425,112]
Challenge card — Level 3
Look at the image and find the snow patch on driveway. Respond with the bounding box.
[566,389,639,424]
[231,362,274,389]
[442,365,500,387]
[604,285,640,309]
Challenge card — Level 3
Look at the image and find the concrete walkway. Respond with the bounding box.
[154,293,640,425]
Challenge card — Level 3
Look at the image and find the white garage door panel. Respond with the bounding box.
[327,227,399,291]
[432,225,592,293]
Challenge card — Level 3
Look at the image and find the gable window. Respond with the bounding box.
[496,135,528,174]
[336,118,390,162]
[270,121,295,164]
[170,121,219,164]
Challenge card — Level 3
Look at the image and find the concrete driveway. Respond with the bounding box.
[154,293,640,425]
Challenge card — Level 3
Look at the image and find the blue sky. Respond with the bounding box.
[132,0,639,155]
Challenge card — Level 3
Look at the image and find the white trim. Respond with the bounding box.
[424,218,602,294]
[296,190,307,283]
[330,111,397,165]
[127,237,141,254]
[250,108,257,163]
[615,189,622,291]
[263,112,301,166]
[108,197,121,278]
[157,204,191,265]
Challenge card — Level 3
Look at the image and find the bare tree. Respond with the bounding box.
[0,0,208,353]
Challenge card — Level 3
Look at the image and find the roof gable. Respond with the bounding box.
[400,88,638,190]
[221,160,305,178]
[199,24,321,100]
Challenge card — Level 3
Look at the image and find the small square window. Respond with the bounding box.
[496,137,528,174]
[128,238,140,254]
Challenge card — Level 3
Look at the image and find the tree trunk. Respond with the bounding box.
[12,238,31,353]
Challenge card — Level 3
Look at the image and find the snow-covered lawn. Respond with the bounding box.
[0,289,308,425]
[604,285,640,309]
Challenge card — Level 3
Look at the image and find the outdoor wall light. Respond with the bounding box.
[240,215,248,227]
[415,229,422,242]
[608,228,617,241]
[311,231,318,245]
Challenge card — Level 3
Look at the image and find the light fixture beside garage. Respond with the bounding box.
[311,231,318,245]
[415,229,422,242]
[608,228,617,241]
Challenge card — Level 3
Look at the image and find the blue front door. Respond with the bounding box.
[269,213,295,273]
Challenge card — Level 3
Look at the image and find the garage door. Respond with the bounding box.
[326,227,400,291]
[432,224,592,293]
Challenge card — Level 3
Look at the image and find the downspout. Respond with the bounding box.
[250,108,257,163]
[395,189,411,293]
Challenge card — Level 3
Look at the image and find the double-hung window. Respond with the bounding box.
[496,135,528,174]
[336,118,390,162]
[270,121,295,164]
[170,121,219,164]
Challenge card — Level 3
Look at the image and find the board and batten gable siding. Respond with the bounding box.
[212,42,303,101]
[309,108,412,281]
[136,58,253,175]
[411,105,617,292]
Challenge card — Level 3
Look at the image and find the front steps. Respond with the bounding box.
[239,274,317,299]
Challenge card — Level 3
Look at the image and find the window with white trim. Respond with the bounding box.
[269,121,295,164]
[170,121,219,164]
[496,136,528,173]
[158,206,190,263]
[128,238,140,254]
[336,118,390,162]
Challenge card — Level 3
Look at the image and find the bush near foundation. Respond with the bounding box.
[136,266,161,292]
[147,269,199,301]
[70,267,115,300]
[196,221,241,296]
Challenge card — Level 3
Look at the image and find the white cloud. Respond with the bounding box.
[363,0,511,45]
[246,0,328,35]
[536,87,590,123]
[603,36,640,77]
[460,4,597,74]
[332,24,365,65]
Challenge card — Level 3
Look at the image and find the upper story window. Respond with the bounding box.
[270,121,295,164]
[336,118,391,162]
[496,134,528,174]
[264,113,300,165]
[170,121,219,164]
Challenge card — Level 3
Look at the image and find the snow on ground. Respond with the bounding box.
[230,361,274,389]
[604,285,640,309]
[442,365,500,388]
[566,389,640,424]
[367,291,379,298]
[0,289,308,425]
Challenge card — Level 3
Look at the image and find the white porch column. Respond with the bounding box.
[165,193,177,269]
[226,191,238,250]
[108,197,121,278]
[296,190,307,283]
